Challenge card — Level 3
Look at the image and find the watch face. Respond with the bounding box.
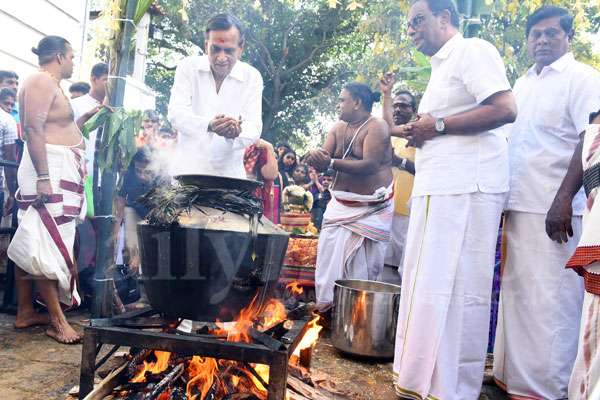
[435,118,445,132]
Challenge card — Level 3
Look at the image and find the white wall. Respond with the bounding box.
[0,0,155,111]
[0,0,88,84]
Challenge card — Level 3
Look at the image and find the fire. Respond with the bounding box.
[212,294,288,341]
[124,293,323,399]
[186,356,218,399]
[286,281,304,296]
[259,298,288,330]
[131,350,171,382]
[292,315,323,358]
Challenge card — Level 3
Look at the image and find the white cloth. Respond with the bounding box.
[168,55,263,178]
[384,213,410,271]
[493,211,584,399]
[506,53,600,216]
[569,268,600,400]
[394,192,504,400]
[413,34,511,197]
[0,108,17,189]
[70,94,101,175]
[8,144,86,306]
[315,185,393,309]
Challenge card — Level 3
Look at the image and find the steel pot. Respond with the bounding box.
[331,279,401,358]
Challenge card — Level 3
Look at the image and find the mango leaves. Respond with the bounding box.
[83,108,142,189]
[80,107,111,140]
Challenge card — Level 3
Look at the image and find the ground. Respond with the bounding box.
[0,311,507,400]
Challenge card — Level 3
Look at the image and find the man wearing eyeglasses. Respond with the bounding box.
[392,1,517,398]
[168,13,263,179]
[493,6,600,399]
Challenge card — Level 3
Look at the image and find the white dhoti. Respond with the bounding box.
[315,185,393,310]
[568,284,600,400]
[384,213,410,272]
[394,191,504,400]
[8,144,86,307]
[493,211,584,399]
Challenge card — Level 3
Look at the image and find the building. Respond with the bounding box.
[0,0,155,109]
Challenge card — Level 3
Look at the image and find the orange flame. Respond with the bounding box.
[212,294,288,341]
[131,350,171,383]
[293,315,323,357]
[186,356,218,399]
[259,299,288,330]
[286,281,304,296]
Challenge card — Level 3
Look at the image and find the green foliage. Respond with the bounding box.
[147,0,383,145]
[146,0,599,150]
[85,108,142,189]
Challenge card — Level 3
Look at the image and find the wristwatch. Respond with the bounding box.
[435,117,446,134]
[329,158,336,170]
[400,158,408,170]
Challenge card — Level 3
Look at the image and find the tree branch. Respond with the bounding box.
[151,61,177,71]
[246,30,276,76]
[282,29,330,78]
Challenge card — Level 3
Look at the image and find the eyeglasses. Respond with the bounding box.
[407,14,426,30]
[528,27,565,41]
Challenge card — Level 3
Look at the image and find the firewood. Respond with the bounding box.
[81,361,128,400]
[127,349,151,378]
[286,376,331,400]
[143,364,184,400]
[168,387,186,400]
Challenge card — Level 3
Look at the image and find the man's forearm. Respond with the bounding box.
[25,130,49,177]
[554,138,584,203]
[392,154,415,175]
[443,91,516,135]
[444,104,516,135]
[382,95,395,127]
[332,158,380,175]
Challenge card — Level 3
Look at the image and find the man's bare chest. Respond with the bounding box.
[334,126,368,159]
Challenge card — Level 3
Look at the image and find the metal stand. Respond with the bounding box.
[79,309,310,400]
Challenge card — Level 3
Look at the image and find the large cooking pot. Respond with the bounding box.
[331,279,401,358]
[138,175,289,321]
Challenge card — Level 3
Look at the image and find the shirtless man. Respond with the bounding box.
[8,36,87,344]
[305,82,394,312]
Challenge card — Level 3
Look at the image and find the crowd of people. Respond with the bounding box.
[2,0,600,399]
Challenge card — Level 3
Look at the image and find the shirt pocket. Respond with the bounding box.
[534,92,565,129]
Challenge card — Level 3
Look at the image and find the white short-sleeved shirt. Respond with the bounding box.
[413,34,512,197]
[506,53,600,216]
[0,109,17,188]
[70,94,101,175]
[168,55,263,178]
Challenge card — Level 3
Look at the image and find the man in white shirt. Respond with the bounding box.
[168,13,263,179]
[392,1,517,399]
[70,63,108,277]
[493,6,600,399]
[71,62,108,176]
[0,88,18,215]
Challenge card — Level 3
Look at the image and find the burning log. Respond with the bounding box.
[127,349,152,379]
[143,363,184,400]
[168,387,186,400]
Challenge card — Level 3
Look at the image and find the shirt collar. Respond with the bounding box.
[194,55,246,82]
[527,52,575,76]
[432,33,463,61]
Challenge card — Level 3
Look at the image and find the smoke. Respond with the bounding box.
[143,139,177,182]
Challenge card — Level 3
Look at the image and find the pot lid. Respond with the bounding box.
[175,174,262,192]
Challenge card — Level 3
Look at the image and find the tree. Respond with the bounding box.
[146,0,387,145]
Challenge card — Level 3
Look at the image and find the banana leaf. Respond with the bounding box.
[80,107,111,139]
[133,0,153,25]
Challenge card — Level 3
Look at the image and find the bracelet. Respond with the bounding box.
[37,173,50,180]
[329,158,335,170]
